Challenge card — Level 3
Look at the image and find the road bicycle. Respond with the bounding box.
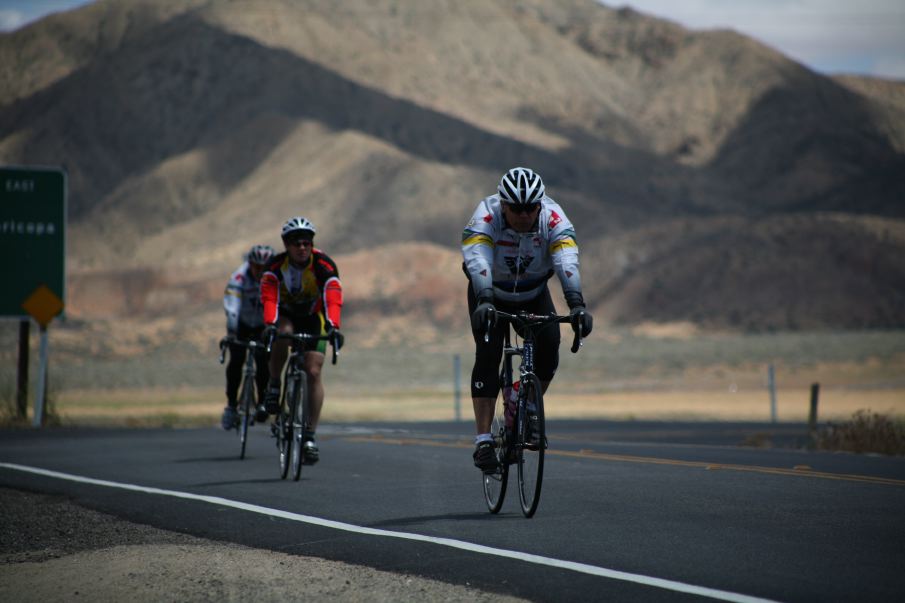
[218,336,268,460]
[266,327,339,481]
[482,311,582,518]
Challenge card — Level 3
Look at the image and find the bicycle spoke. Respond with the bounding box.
[482,389,509,513]
[517,374,545,518]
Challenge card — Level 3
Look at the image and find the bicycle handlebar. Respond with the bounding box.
[265,324,340,365]
[490,310,584,354]
[218,335,268,364]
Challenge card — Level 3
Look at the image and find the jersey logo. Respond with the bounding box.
[235,274,244,284]
[479,269,487,276]
[565,270,573,278]
[548,211,562,229]
[504,254,534,276]
[317,259,335,273]
[482,214,493,223]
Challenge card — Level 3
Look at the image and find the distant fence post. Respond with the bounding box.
[453,354,462,422]
[33,325,49,428]
[17,320,30,419]
[807,383,820,449]
[768,363,777,423]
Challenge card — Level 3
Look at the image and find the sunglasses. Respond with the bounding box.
[286,238,313,248]
[504,202,541,215]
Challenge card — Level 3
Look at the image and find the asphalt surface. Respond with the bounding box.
[2,420,904,602]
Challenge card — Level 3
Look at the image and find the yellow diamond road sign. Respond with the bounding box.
[22,284,64,327]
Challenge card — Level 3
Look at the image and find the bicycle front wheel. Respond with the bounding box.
[516,373,545,518]
[277,377,294,480]
[290,372,308,481]
[482,385,510,513]
[238,375,254,460]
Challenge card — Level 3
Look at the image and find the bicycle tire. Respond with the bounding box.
[290,372,308,481]
[517,373,545,518]
[482,386,510,513]
[277,377,294,480]
[238,374,254,460]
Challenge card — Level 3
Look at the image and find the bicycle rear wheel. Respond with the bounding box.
[482,386,510,513]
[290,372,308,481]
[516,373,545,518]
[238,376,254,460]
[277,377,294,480]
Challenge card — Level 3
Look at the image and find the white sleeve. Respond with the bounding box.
[223,272,242,333]
[546,205,582,296]
[461,200,496,296]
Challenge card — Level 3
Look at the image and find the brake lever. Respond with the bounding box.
[218,339,228,364]
[570,321,584,354]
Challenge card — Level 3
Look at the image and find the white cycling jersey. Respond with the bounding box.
[461,194,582,303]
[223,261,266,332]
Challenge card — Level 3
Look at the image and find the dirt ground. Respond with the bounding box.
[0,488,527,603]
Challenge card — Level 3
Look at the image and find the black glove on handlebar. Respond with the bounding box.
[261,325,277,343]
[471,290,496,332]
[569,305,593,337]
[332,330,344,351]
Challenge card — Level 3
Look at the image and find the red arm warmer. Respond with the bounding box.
[324,277,343,329]
[261,272,279,325]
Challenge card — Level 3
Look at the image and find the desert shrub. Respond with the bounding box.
[817,409,905,455]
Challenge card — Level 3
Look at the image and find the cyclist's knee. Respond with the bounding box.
[304,354,325,380]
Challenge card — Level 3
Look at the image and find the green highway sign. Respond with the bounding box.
[1,166,67,320]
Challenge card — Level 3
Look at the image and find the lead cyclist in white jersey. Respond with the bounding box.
[462,167,593,472]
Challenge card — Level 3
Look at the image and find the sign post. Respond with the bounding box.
[1,166,66,426]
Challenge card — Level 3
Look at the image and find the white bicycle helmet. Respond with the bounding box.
[498,167,545,205]
[247,244,275,265]
[281,216,316,239]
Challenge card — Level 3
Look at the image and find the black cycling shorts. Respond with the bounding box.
[278,307,328,354]
[467,284,560,398]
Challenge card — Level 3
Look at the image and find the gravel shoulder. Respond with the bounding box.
[0,487,526,602]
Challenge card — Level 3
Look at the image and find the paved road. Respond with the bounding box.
[2,420,904,602]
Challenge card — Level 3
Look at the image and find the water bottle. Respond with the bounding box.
[503,380,520,429]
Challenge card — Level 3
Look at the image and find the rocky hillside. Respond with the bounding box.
[2,0,903,341]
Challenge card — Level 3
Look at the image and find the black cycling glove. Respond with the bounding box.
[471,289,496,332]
[565,291,593,337]
[569,305,593,337]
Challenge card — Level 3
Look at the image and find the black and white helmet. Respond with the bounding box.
[498,167,545,205]
[281,216,316,239]
[247,244,275,265]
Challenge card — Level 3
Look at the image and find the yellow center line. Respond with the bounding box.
[342,435,905,487]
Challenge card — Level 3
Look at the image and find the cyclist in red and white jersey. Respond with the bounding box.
[221,244,275,430]
[260,217,343,464]
[462,167,593,472]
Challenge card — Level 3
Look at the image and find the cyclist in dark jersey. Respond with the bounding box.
[260,217,344,464]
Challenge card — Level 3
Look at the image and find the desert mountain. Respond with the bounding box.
[2,0,904,339]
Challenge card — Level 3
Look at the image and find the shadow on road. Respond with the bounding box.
[190,478,293,487]
[173,456,244,463]
[367,512,519,528]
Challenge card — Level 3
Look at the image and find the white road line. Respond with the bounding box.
[1,462,780,603]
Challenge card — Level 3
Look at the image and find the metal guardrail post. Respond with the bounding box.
[453,354,462,422]
[807,383,820,449]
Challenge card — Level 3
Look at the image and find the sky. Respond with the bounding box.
[1,0,904,80]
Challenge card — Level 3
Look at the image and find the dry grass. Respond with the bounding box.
[23,385,904,428]
[817,410,905,455]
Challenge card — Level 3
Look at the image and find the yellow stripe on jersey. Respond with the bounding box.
[462,233,494,247]
[549,238,578,254]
